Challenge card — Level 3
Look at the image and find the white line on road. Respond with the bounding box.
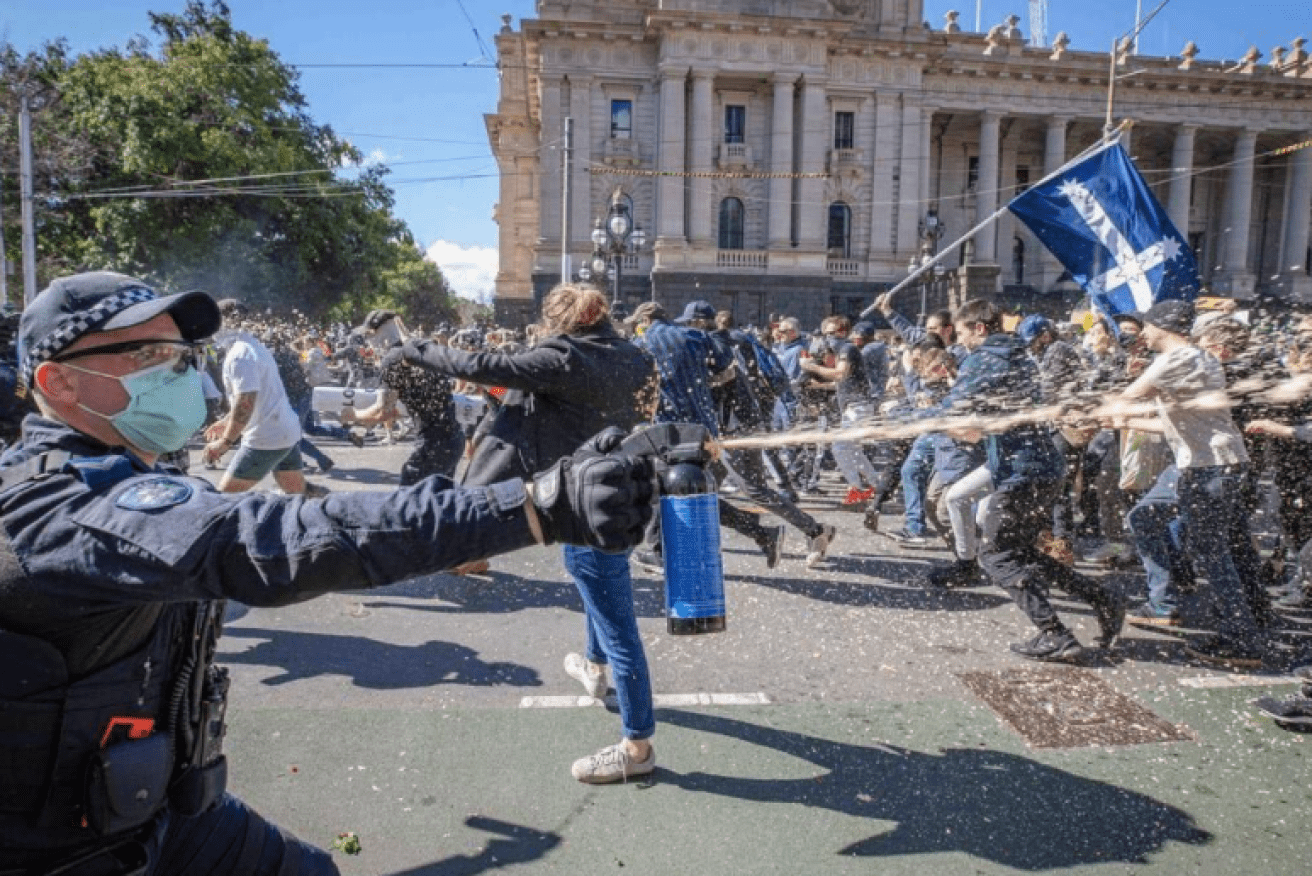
[519,692,772,709]
[1177,674,1301,689]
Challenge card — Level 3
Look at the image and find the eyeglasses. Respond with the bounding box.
[53,339,203,374]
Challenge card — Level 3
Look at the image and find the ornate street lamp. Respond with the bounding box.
[587,187,645,322]
[913,211,947,325]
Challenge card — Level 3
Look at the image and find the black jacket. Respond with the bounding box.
[401,325,657,486]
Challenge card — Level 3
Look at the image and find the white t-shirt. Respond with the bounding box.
[221,331,302,450]
[1139,344,1247,469]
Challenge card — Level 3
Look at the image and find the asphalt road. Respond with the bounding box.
[190,433,1312,876]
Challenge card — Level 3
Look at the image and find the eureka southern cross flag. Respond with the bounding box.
[1008,140,1200,316]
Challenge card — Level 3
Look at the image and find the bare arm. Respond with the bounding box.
[203,391,257,463]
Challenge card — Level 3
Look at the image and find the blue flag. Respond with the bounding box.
[1008,140,1199,316]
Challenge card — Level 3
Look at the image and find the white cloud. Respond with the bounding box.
[426,240,498,304]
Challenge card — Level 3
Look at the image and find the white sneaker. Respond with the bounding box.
[563,653,607,699]
[571,741,656,784]
[806,525,837,568]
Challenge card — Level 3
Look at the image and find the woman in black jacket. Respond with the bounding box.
[392,284,660,784]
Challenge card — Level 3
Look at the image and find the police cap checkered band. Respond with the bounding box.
[19,271,222,384]
[22,287,158,381]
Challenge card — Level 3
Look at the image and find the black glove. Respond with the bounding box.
[530,428,656,553]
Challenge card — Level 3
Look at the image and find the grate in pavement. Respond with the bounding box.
[957,666,1194,749]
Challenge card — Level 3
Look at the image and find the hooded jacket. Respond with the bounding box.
[926,332,1064,486]
[402,324,656,486]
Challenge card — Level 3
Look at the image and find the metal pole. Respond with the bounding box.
[19,93,38,305]
[0,169,8,309]
[1104,37,1120,139]
[561,117,573,284]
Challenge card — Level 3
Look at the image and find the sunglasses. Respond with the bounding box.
[53,339,204,374]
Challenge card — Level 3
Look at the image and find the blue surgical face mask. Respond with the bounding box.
[69,360,208,455]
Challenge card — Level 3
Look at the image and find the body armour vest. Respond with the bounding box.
[0,454,227,861]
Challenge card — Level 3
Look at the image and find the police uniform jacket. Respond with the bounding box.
[0,416,538,863]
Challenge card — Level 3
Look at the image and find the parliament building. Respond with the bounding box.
[485,0,1312,327]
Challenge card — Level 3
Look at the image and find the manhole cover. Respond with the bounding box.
[958,666,1193,749]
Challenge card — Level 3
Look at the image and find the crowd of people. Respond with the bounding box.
[178,285,1312,678]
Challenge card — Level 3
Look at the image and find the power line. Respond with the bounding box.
[452,0,494,63]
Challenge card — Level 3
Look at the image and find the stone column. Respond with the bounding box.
[797,77,828,251]
[1041,116,1070,285]
[769,73,797,249]
[1218,129,1258,294]
[895,98,924,259]
[567,76,593,250]
[997,130,1018,283]
[1167,125,1197,234]
[538,75,564,246]
[975,111,1002,264]
[1281,130,1312,287]
[688,70,715,246]
[656,67,688,244]
[868,91,899,261]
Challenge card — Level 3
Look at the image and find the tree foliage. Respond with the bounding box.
[0,1,458,325]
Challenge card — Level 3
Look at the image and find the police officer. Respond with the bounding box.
[0,272,655,875]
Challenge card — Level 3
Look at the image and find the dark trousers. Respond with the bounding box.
[401,427,464,486]
[719,449,824,540]
[979,479,1116,634]
[871,439,914,511]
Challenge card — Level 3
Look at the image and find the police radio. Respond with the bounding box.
[621,424,726,635]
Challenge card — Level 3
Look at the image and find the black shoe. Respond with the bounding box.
[1010,629,1085,662]
[1253,695,1312,730]
[924,559,982,589]
[1093,589,1126,649]
[348,431,365,449]
[862,507,880,534]
[1184,635,1264,669]
[777,489,800,504]
[761,525,787,570]
[633,550,664,575]
[317,458,335,474]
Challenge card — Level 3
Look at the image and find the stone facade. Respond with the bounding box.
[485,1,1312,327]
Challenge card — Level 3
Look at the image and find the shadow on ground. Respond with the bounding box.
[218,627,541,689]
[356,570,666,618]
[727,554,1011,612]
[383,817,560,876]
[653,708,1212,869]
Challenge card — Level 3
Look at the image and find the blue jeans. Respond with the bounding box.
[1128,466,1186,615]
[562,545,655,741]
[1177,466,1263,645]
[899,434,936,536]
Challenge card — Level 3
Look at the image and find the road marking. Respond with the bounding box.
[1176,674,1301,689]
[519,692,771,709]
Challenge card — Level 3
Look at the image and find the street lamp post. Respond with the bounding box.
[587,188,645,322]
[913,211,947,325]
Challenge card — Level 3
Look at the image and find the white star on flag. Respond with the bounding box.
[1056,178,1185,312]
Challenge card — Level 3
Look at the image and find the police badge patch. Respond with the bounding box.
[116,477,194,511]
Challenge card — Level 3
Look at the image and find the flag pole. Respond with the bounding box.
[861,122,1129,320]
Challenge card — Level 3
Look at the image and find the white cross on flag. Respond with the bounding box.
[1009,141,1200,317]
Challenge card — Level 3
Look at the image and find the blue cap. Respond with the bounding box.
[1016,314,1054,345]
[674,300,717,324]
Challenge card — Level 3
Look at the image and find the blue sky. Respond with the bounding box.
[3,1,1306,300]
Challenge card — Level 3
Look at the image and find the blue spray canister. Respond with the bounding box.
[620,424,726,635]
[659,444,726,635]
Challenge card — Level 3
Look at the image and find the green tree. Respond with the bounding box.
[0,1,453,322]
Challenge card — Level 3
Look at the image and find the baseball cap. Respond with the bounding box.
[1140,299,1196,336]
[674,300,716,324]
[1015,314,1053,345]
[851,321,876,338]
[19,271,220,383]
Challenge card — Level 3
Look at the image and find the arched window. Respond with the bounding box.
[1012,236,1025,284]
[719,197,745,250]
[827,202,852,258]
